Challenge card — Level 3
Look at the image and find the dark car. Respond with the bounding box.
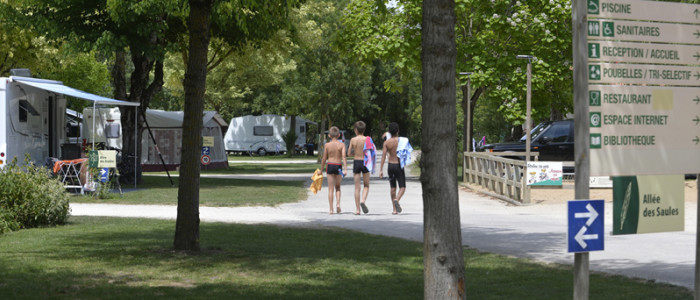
[479,119,574,162]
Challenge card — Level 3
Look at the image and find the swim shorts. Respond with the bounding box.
[387,163,406,188]
[327,163,342,175]
[353,160,369,174]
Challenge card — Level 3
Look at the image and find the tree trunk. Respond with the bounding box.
[421,1,466,299]
[287,114,297,156]
[174,0,213,251]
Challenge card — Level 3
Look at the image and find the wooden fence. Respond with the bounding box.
[462,152,539,205]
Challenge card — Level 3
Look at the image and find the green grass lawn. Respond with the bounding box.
[71,175,307,206]
[0,217,690,300]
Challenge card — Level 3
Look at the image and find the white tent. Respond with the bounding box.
[140,109,228,171]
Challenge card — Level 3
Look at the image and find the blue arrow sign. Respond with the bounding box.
[568,200,605,253]
[201,146,211,156]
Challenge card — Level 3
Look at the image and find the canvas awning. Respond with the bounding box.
[11,76,140,107]
[10,76,139,188]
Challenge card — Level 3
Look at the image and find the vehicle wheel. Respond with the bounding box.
[257,148,267,156]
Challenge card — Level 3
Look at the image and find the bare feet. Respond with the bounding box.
[336,206,341,214]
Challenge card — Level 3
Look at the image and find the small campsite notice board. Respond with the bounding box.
[88,150,117,168]
[612,175,684,235]
[526,162,562,186]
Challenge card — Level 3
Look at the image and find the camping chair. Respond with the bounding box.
[53,158,87,194]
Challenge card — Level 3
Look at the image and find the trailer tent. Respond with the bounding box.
[140,109,228,171]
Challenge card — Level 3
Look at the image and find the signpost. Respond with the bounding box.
[584,0,700,298]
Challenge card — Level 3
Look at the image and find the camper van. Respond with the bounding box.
[82,106,123,150]
[0,71,138,168]
[224,115,316,156]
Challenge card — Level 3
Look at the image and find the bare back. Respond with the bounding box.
[324,140,346,163]
[349,136,365,159]
[383,137,399,164]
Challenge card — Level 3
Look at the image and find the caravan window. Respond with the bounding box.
[254,126,273,136]
[19,100,39,122]
[299,126,305,133]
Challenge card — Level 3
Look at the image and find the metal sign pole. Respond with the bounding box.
[573,0,590,298]
[696,175,700,299]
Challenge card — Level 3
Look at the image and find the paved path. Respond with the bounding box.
[72,156,699,290]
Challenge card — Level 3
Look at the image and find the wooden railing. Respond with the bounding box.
[462,152,539,205]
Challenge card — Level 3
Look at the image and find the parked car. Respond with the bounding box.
[478,119,574,162]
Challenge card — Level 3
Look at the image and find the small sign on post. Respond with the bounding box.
[88,150,117,168]
[568,200,605,253]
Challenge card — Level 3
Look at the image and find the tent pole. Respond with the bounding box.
[140,109,174,186]
[134,108,137,189]
[92,102,96,150]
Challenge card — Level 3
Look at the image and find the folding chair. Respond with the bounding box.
[54,158,87,194]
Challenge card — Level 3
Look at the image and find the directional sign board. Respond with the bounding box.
[568,200,605,253]
[588,41,700,65]
[588,63,700,86]
[587,0,700,176]
[587,19,700,45]
[588,0,700,24]
[589,85,700,175]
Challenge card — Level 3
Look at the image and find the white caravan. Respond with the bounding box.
[0,74,139,168]
[224,115,316,155]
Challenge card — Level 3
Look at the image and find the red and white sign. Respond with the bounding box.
[200,155,211,165]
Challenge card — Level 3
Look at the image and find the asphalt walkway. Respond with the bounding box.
[72,155,699,290]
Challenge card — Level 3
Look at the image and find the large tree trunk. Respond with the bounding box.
[421,1,466,299]
[116,49,164,184]
[174,0,213,251]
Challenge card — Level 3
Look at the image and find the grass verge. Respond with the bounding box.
[71,175,307,206]
[227,154,317,161]
[0,217,691,300]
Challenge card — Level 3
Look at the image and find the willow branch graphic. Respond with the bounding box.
[621,182,632,230]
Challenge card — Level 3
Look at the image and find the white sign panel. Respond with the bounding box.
[587,63,700,86]
[587,19,700,45]
[526,162,563,186]
[588,41,700,65]
[589,85,700,175]
[588,0,700,24]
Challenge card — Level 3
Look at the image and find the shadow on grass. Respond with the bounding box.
[0,217,691,299]
[0,217,423,299]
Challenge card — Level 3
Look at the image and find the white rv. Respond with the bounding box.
[224,115,316,155]
[0,73,139,168]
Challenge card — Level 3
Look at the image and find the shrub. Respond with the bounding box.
[0,156,71,233]
[282,129,298,157]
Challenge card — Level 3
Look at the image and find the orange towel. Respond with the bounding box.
[310,169,323,194]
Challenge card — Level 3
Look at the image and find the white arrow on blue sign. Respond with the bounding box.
[568,200,605,253]
[201,146,211,156]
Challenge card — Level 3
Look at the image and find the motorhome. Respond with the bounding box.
[224,115,316,155]
[0,71,139,168]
